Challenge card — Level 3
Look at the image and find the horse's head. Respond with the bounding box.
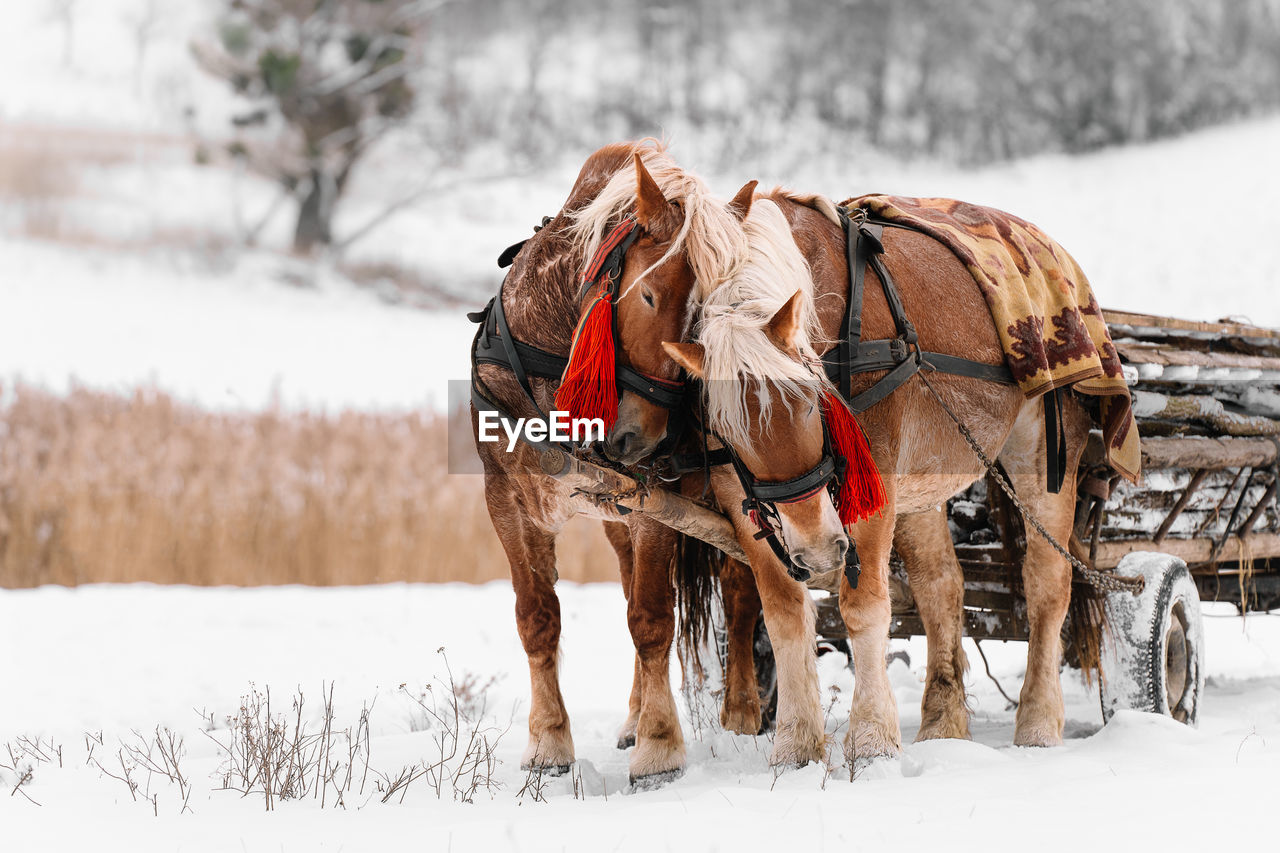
[663,199,884,583]
[557,149,755,466]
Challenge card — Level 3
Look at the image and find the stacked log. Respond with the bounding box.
[1095,312,1280,567]
[948,312,1280,570]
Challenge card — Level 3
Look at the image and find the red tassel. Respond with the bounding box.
[555,289,618,430]
[822,390,886,525]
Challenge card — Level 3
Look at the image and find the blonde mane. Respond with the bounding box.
[768,188,842,225]
[567,140,748,303]
[697,198,829,446]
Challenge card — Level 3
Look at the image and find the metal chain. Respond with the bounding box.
[917,373,1143,595]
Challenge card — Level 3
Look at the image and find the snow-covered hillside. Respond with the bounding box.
[2,2,1279,412]
[4,114,1279,413]
[1,582,1278,851]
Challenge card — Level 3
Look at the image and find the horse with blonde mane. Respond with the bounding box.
[665,189,1103,763]
[470,140,764,783]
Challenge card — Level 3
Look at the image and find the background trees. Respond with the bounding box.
[193,0,431,253]
[191,0,1280,252]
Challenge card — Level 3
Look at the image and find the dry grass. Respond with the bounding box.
[0,121,181,245]
[0,383,617,588]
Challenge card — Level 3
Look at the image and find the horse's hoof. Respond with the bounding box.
[616,733,636,750]
[520,763,572,777]
[629,768,683,791]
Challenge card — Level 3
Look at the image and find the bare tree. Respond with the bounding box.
[122,0,166,92]
[46,0,78,68]
[193,0,439,254]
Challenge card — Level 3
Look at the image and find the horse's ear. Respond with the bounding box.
[727,180,758,222]
[634,153,680,241]
[662,341,705,379]
[765,290,804,354]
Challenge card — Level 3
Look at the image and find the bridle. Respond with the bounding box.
[695,389,861,588]
[565,214,686,412]
[470,214,687,460]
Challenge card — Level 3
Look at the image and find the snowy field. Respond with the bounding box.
[1,582,1279,851]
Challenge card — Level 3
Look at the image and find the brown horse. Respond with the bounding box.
[470,141,759,782]
[666,190,1092,764]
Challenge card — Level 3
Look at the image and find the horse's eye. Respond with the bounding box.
[642,287,655,308]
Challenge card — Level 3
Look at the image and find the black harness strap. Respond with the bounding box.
[1044,387,1067,494]
[666,446,734,474]
[824,209,1017,415]
[851,339,1015,384]
[836,209,876,399]
[846,353,923,414]
[469,301,567,457]
[472,216,688,433]
[490,282,544,416]
[823,205,1085,492]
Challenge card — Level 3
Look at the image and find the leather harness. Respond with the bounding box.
[470,203,1064,588]
[469,217,684,459]
[823,207,1068,494]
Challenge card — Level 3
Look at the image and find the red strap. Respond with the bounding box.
[581,217,638,284]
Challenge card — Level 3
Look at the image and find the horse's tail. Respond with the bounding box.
[1066,582,1105,685]
[672,531,723,684]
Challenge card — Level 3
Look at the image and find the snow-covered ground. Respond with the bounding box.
[1,582,1278,851]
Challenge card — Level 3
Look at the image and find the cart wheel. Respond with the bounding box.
[1099,552,1204,726]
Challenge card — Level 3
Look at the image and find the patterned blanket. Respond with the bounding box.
[843,194,1140,483]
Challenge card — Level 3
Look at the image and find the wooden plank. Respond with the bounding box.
[1116,341,1280,370]
[1091,531,1280,568]
[1154,468,1209,543]
[1132,392,1280,436]
[1237,478,1278,539]
[1104,309,1280,342]
[1141,436,1277,470]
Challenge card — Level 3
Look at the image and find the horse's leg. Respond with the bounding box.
[998,396,1090,747]
[751,558,825,765]
[711,473,823,766]
[484,480,574,771]
[895,509,970,740]
[603,520,643,750]
[624,516,686,782]
[719,557,764,735]
[841,499,903,763]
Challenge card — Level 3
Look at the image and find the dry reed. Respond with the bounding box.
[0,383,617,588]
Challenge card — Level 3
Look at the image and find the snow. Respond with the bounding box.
[0,240,475,412]
[3,5,1280,848]
[5,115,1279,413]
[2,0,1279,413]
[2,582,1279,851]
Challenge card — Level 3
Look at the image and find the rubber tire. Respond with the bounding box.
[1098,552,1205,726]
